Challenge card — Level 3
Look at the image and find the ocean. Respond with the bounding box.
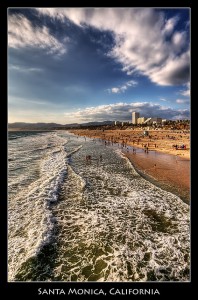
[8,130,190,281]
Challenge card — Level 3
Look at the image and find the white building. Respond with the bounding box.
[114,121,121,125]
[137,117,146,124]
[144,117,162,125]
[132,112,140,124]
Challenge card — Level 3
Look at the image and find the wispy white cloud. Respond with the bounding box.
[160,98,167,101]
[176,99,190,104]
[111,88,119,94]
[8,14,67,55]
[181,90,190,97]
[180,82,190,97]
[107,80,138,94]
[172,31,187,52]
[9,64,43,73]
[64,102,190,123]
[163,16,179,35]
[36,8,190,86]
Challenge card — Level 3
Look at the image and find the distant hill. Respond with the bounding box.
[8,122,63,129]
[8,121,114,130]
[80,121,113,126]
[8,122,78,130]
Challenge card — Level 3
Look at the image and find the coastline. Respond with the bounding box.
[69,128,190,159]
[123,150,190,204]
[69,129,190,203]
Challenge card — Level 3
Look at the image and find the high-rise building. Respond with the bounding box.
[144,117,162,125]
[132,112,140,124]
[137,117,146,124]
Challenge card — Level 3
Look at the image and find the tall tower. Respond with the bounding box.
[132,112,140,124]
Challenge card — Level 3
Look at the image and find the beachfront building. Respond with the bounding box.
[132,112,140,124]
[137,117,146,124]
[114,121,121,125]
[132,111,163,126]
[121,121,130,126]
[144,117,162,125]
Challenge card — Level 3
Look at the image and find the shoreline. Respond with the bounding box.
[69,128,190,159]
[69,129,190,204]
[123,150,190,204]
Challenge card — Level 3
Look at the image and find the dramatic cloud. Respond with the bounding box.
[36,8,190,86]
[8,14,67,55]
[107,80,138,93]
[150,52,190,86]
[64,102,190,123]
[8,8,190,124]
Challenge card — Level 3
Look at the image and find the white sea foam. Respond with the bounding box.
[8,133,190,282]
[51,140,190,282]
[8,132,69,281]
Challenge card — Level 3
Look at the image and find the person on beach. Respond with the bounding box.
[86,155,91,164]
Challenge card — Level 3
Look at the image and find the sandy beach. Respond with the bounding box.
[69,129,190,203]
[69,129,190,159]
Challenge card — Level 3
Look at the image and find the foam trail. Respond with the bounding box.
[50,139,190,282]
[8,132,68,281]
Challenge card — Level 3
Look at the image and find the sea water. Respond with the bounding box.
[8,131,190,281]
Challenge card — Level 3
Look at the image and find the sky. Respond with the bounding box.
[8,8,190,124]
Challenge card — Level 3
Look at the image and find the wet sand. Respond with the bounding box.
[123,147,190,203]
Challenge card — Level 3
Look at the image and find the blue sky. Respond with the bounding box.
[8,8,190,124]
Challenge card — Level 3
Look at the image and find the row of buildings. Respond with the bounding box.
[132,112,167,125]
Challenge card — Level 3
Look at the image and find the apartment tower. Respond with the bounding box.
[132,112,140,124]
